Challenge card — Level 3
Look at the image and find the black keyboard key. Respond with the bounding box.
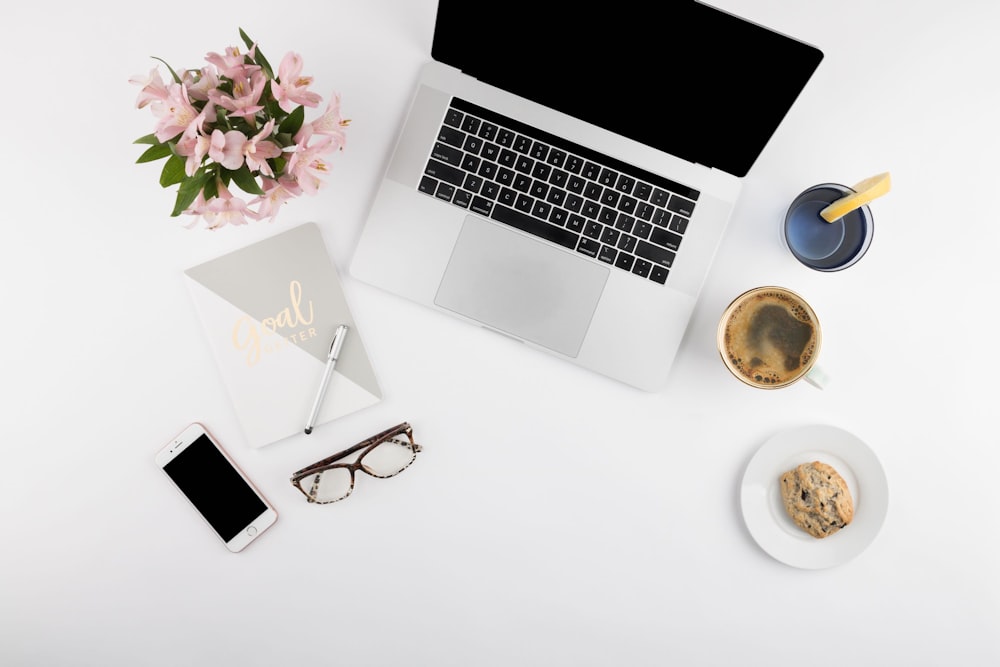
[581,200,600,219]
[600,226,620,246]
[549,169,568,188]
[463,135,483,154]
[470,196,493,216]
[567,214,586,233]
[618,195,637,214]
[431,142,464,166]
[461,154,480,173]
[567,175,586,194]
[478,122,498,141]
[498,148,518,168]
[668,215,689,235]
[514,155,534,174]
[634,182,652,201]
[614,253,635,271]
[650,227,683,251]
[565,193,584,213]
[419,176,438,195]
[583,220,603,239]
[549,207,568,226]
[481,142,500,161]
[532,200,551,220]
[635,202,655,221]
[615,174,635,194]
[634,221,653,240]
[453,189,472,208]
[565,155,584,174]
[600,189,621,207]
[598,168,617,186]
[530,180,549,199]
[514,193,534,213]
[513,173,532,193]
[667,194,696,217]
[460,115,480,135]
[425,159,465,187]
[582,161,601,180]
[496,167,515,187]
[547,149,567,167]
[481,181,500,200]
[617,234,637,253]
[635,240,676,267]
[649,265,669,284]
[513,135,532,153]
[532,162,552,181]
[530,142,549,161]
[435,182,455,202]
[598,245,617,264]
[598,206,617,225]
[492,204,579,250]
[632,258,652,278]
[438,125,465,148]
[576,237,600,258]
[496,128,515,147]
[546,187,566,207]
[583,182,603,201]
[650,188,670,207]
[498,187,517,206]
[443,109,463,128]
[478,161,498,180]
[463,174,484,194]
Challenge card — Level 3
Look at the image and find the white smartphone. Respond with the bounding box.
[156,422,277,552]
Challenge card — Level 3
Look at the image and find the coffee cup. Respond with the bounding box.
[716,286,828,389]
[783,183,874,271]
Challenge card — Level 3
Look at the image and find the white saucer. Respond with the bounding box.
[740,424,889,569]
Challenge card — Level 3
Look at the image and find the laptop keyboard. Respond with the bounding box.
[418,97,699,285]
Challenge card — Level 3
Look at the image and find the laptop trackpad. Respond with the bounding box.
[434,216,609,357]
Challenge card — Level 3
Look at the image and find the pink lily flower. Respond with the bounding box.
[286,136,335,195]
[183,66,221,102]
[209,71,267,121]
[250,176,304,221]
[129,68,170,109]
[153,83,201,142]
[270,52,322,113]
[176,130,213,176]
[204,45,259,80]
[200,182,256,229]
[208,129,248,170]
[242,120,282,176]
[293,92,350,148]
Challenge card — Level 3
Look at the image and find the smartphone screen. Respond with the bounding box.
[158,424,276,551]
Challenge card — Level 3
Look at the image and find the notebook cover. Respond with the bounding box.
[183,223,382,448]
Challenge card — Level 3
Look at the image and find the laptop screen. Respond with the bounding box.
[431,0,823,177]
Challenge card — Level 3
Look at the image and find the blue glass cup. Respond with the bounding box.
[783,183,873,271]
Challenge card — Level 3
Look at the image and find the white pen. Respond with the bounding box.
[304,324,349,435]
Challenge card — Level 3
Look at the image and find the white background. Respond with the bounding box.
[2,1,998,665]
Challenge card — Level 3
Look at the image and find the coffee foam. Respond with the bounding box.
[722,289,817,386]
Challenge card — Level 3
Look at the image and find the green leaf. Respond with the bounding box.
[228,164,266,196]
[136,142,173,164]
[171,170,212,217]
[134,133,159,145]
[203,176,219,201]
[159,154,186,188]
[151,56,183,84]
[239,28,274,79]
[278,105,305,136]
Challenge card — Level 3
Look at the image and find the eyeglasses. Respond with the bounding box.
[290,422,422,504]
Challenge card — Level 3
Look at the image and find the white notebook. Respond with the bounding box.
[184,223,382,448]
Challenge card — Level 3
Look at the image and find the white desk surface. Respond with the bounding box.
[3,1,998,665]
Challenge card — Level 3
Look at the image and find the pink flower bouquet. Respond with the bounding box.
[131,29,349,229]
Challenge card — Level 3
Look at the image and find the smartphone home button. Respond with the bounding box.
[246,526,258,536]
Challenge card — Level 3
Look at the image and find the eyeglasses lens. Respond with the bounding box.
[300,468,353,504]
[361,437,415,478]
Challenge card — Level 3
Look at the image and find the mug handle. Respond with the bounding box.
[804,364,831,389]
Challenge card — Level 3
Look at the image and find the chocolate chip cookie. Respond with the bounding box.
[780,461,854,538]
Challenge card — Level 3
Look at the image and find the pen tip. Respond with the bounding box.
[304,427,312,435]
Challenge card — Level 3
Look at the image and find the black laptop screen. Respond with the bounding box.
[431,0,823,177]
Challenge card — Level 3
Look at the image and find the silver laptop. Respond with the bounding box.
[351,0,823,391]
